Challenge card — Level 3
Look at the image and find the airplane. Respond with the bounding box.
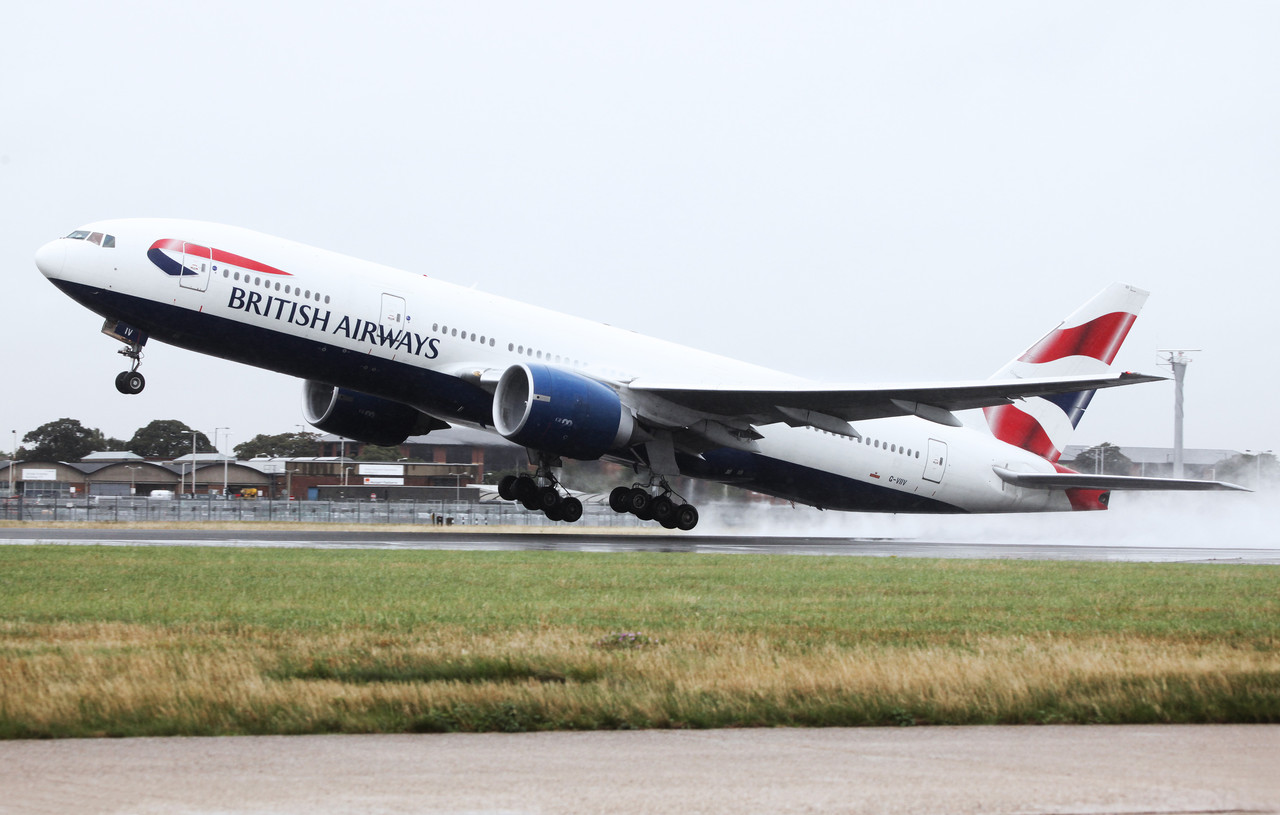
[34,219,1245,530]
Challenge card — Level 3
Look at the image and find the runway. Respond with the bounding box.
[1,526,1278,563]
[2,726,1276,814]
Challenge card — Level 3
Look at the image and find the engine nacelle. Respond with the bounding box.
[492,364,635,460]
[303,381,440,446]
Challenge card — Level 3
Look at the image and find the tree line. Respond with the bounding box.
[12,418,354,463]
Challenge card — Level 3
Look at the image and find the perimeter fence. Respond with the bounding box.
[0,496,647,528]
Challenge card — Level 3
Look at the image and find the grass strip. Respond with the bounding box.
[0,546,1276,736]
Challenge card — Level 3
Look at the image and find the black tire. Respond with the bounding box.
[497,475,518,501]
[543,503,563,522]
[651,495,675,524]
[538,486,562,512]
[659,514,678,530]
[116,371,145,394]
[627,487,651,516]
[560,496,583,523]
[520,486,542,511]
[514,475,538,503]
[675,504,699,531]
[609,486,631,514]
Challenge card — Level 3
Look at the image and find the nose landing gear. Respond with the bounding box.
[114,341,145,395]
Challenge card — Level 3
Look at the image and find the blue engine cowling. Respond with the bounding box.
[303,380,443,446]
[492,364,635,460]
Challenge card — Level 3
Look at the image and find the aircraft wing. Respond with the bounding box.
[624,371,1165,429]
[992,468,1250,492]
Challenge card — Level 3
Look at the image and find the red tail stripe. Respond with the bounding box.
[982,404,1061,462]
[1052,462,1109,511]
[1017,312,1137,365]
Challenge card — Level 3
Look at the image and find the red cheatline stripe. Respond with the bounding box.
[148,239,291,276]
[982,404,1061,462]
[1017,312,1137,365]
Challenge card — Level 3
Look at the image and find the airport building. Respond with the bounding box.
[0,438,1255,501]
[1059,445,1241,480]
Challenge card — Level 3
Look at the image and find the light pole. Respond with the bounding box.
[215,427,230,496]
[1158,350,1199,479]
[9,430,15,497]
[125,465,141,496]
[1245,449,1272,488]
[182,430,199,496]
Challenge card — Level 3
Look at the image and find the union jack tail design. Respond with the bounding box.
[983,283,1148,463]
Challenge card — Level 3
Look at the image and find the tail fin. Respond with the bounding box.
[983,283,1148,462]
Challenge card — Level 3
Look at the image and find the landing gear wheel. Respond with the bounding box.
[115,371,145,395]
[627,487,651,516]
[543,502,564,521]
[675,504,699,531]
[514,475,538,505]
[560,496,583,523]
[609,486,632,514]
[498,475,519,501]
[538,486,562,513]
[651,495,676,526]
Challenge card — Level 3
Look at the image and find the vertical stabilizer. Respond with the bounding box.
[983,283,1148,462]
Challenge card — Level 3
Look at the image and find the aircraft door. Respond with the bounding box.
[922,439,947,484]
[179,243,211,292]
[380,294,406,330]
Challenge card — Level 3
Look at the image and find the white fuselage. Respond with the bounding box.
[37,218,1074,514]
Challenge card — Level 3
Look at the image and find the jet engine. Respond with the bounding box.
[303,381,442,446]
[492,364,636,459]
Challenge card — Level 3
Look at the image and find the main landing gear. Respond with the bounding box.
[114,341,145,395]
[496,471,585,523]
[609,479,699,531]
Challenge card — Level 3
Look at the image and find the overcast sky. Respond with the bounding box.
[3,1,1277,459]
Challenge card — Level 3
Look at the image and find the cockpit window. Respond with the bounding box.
[64,230,116,247]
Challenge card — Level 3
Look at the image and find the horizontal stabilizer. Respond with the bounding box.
[992,467,1250,492]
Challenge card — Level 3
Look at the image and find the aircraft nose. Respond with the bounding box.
[35,239,65,278]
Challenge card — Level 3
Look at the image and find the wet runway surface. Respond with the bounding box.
[1,526,1278,563]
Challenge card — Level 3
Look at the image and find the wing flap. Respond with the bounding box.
[626,371,1164,426]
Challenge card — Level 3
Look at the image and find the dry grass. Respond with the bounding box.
[3,620,1276,736]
